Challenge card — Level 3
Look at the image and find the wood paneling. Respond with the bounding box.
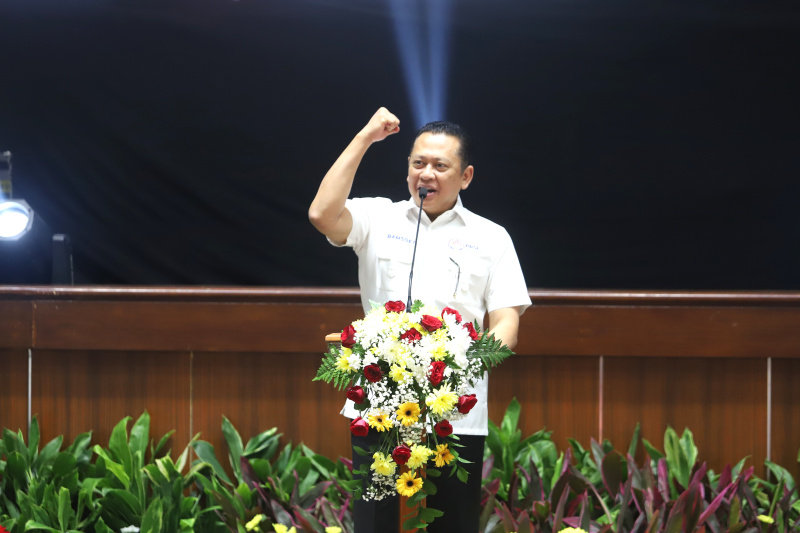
[192,351,351,468]
[604,357,768,475]
[30,350,191,453]
[518,305,800,358]
[0,349,28,434]
[32,301,363,352]
[0,300,32,348]
[489,356,599,451]
[771,358,800,482]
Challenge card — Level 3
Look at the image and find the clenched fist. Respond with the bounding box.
[360,107,400,143]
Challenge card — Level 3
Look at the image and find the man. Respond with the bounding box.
[309,107,530,533]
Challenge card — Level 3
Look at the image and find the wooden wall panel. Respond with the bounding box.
[489,356,599,451]
[0,300,32,348]
[32,301,363,352]
[0,349,28,434]
[518,306,800,358]
[192,351,351,469]
[603,357,768,475]
[30,350,191,453]
[771,358,800,482]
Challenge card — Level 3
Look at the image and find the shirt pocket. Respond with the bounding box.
[376,249,412,301]
[451,256,491,308]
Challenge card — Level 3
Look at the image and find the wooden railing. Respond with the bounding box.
[1,286,799,480]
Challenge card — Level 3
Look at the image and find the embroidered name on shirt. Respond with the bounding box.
[386,233,415,244]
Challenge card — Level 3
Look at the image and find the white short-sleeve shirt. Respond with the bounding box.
[330,196,531,435]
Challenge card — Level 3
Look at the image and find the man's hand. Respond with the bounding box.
[359,107,400,144]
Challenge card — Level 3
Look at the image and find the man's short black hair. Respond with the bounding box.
[412,121,472,170]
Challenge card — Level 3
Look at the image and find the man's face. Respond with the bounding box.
[407,132,474,220]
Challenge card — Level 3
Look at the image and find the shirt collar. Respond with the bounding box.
[405,195,468,225]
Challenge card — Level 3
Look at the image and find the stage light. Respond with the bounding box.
[0,152,74,284]
[0,200,35,240]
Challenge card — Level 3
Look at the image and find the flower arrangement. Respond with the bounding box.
[314,299,513,530]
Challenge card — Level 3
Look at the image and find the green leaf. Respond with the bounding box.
[107,417,133,476]
[92,445,131,488]
[23,520,61,533]
[57,486,74,531]
[129,412,150,465]
[191,441,231,484]
[140,497,163,533]
[28,417,41,459]
[628,422,641,458]
[221,416,244,482]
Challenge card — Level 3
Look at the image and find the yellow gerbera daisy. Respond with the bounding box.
[434,444,454,467]
[371,452,397,476]
[367,410,393,432]
[425,384,458,416]
[406,444,434,469]
[396,402,421,426]
[396,471,423,497]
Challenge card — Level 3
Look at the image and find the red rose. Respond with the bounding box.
[341,325,357,348]
[364,364,383,383]
[457,394,478,414]
[350,417,369,437]
[421,314,443,332]
[385,300,406,313]
[391,444,412,466]
[429,361,446,386]
[400,328,422,344]
[463,322,479,341]
[346,386,366,404]
[442,307,462,323]
[434,420,453,437]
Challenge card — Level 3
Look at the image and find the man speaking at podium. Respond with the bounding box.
[309,107,531,533]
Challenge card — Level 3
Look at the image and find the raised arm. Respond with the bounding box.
[308,107,400,244]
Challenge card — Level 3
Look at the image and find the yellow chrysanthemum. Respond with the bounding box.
[245,514,264,532]
[367,410,394,432]
[273,525,297,533]
[560,528,588,533]
[396,471,424,497]
[425,384,458,416]
[434,444,455,467]
[411,323,426,335]
[430,342,448,361]
[390,364,411,384]
[757,515,775,525]
[325,528,342,533]
[396,402,421,426]
[406,444,434,469]
[371,452,397,476]
[335,348,355,372]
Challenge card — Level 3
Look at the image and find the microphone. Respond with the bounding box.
[407,187,428,309]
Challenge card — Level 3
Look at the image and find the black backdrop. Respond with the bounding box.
[1,0,798,289]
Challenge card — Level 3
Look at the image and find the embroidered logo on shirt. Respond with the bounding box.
[387,233,415,244]
[448,239,463,250]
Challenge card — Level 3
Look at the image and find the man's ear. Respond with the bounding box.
[460,165,474,190]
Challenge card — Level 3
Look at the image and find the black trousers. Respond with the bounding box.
[351,432,485,533]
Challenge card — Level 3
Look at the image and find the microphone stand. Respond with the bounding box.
[407,187,428,310]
